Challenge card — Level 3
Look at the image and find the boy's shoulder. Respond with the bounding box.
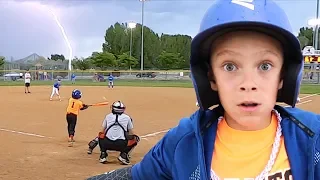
[170,109,216,139]
[282,106,320,134]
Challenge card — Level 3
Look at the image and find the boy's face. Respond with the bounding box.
[209,31,284,130]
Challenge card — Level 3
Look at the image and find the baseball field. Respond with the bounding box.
[0,80,319,180]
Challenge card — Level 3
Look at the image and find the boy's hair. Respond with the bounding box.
[190,0,303,110]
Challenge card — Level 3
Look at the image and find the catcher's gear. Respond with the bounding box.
[80,104,89,110]
[127,134,140,146]
[133,135,140,143]
[88,139,98,149]
[111,101,126,114]
[190,0,303,109]
[98,132,105,139]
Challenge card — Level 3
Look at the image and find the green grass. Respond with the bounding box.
[0,79,194,88]
[299,85,320,94]
[0,79,319,94]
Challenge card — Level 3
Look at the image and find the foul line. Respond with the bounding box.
[140,130,169,140]
[300,93,318,100]
[284,99,313,107]
[0,128,52,139]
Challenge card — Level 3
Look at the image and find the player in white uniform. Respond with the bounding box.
[24,71,31,93]
[88,101,139,165]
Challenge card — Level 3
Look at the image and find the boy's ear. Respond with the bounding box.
[208,71,218,91]
[278,79,283,90]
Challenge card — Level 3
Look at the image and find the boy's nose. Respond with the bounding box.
[240,86,257,91]
[239,72,258,91]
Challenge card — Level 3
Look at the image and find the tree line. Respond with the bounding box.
[71,22,192,71]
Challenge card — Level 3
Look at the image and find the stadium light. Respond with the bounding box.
[128,22,137,71]
[139,0,149,71]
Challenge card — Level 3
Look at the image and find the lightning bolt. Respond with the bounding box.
[47,8,73,71]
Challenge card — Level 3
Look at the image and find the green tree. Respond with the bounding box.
[102,22,162,69]
[156,51,183,70]
[116,53,138,69]
[91,52,116,70]
[297,36,310,49]
[72,57,91,70]
[101,22,194,69]
[160,34,191,69]
[0,56,5,67]
[297,27,314,49]
[49,54,66,61]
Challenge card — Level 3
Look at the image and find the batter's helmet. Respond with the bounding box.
[72,89,82,99]
[190,0,303,110]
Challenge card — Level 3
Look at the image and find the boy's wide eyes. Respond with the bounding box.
[222,62,272,71]
[259,63,272,71]
[223,63,236,71]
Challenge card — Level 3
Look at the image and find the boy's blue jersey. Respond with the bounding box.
[71,74,76,78]
[53,82,61,89]
[108,75,114,81]
[132,106,320,180]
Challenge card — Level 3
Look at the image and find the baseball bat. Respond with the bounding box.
[88,101,109,107]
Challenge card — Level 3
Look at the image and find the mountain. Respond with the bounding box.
[14,53,45,64]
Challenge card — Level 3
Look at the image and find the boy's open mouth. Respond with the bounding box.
[238,102,260,107]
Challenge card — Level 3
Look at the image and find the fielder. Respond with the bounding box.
[87,0,320,179]
[108,74,114,88]
[50,79,61,101]
[24,70,31,94]
[71,73,76,84]
[66,89,89,147]
[88,101,139,165]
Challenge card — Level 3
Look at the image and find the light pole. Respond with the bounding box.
[128,22,137,71]
[308,18,320,49]
[139,0,148,71]
[316,0,320,49]
[308,0,320,49]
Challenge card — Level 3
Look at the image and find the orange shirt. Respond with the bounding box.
[66,98,84,115]
[211,114,292,179]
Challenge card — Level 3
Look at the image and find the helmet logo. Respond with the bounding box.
[231,0,254,10]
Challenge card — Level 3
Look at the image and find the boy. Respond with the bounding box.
[108,73,114,88]
[24,70,31,93]
[87,101,139,165]
[71,73,76,84]
[50,79,61,101]
[66,89,89,147]
[87,0,320,179]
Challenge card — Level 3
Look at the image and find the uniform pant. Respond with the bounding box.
[108,81,114,88]
[98,137,137,155]
[66,113,77,137]
[50,87,60,98]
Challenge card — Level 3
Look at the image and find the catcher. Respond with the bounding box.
[87,101,139,165]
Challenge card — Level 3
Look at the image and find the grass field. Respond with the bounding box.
[0,79,193,88]
[1,79,320,94]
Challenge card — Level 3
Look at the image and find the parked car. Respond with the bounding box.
[136,72,156,78]
[4,72,22,81]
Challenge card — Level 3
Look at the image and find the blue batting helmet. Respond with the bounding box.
[72,89,82,99]
[190,0,303,110]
